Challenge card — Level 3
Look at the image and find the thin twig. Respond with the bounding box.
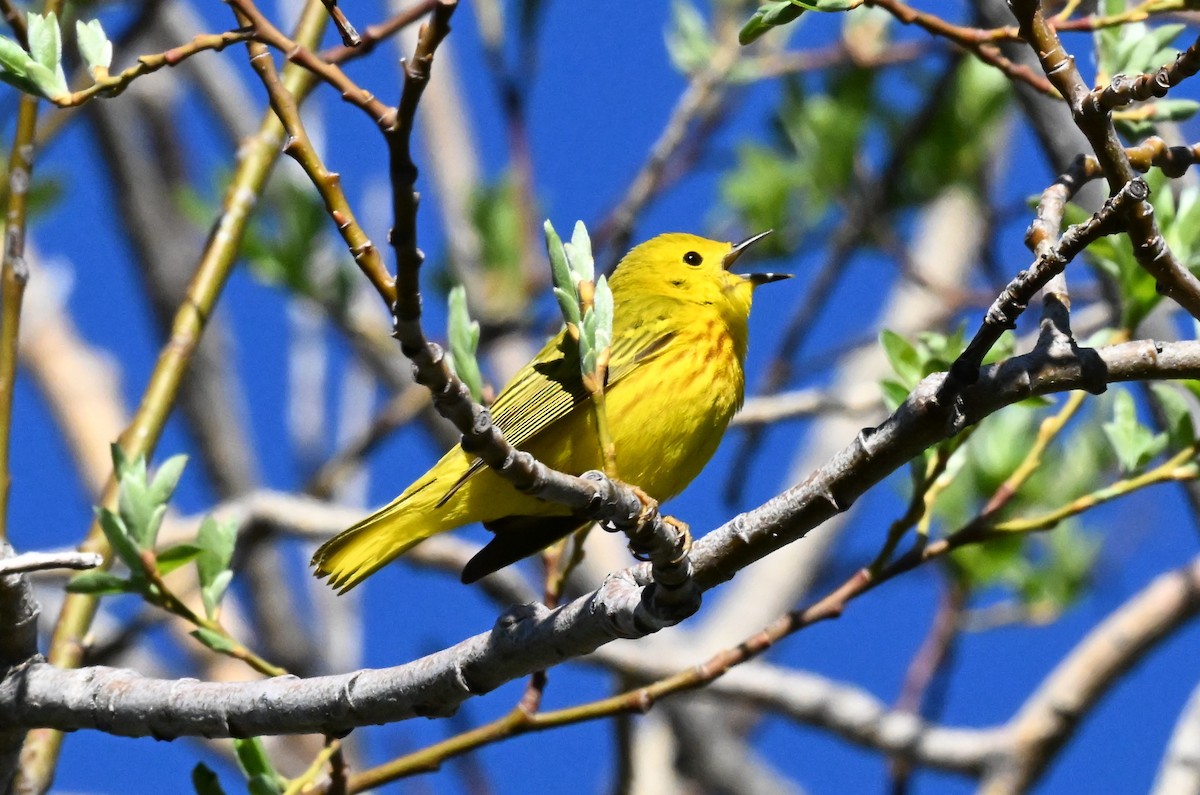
[382,0,699,619]
[50,28,255,107]
[950,177,1147,386]
[1012,0,1200,321]
[1084,32,1200,114]
[0,551,103,576]
[320,0,439,64]
[319,0,359,47]
[867,0,1058,96]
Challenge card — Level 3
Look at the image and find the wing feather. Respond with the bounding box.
[435,317,675,506]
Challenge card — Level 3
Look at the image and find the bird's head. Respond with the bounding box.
[609,231,788,321]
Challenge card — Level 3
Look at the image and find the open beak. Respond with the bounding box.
[723,230,791,286]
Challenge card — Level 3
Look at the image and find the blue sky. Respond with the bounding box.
[7,1,1200,793]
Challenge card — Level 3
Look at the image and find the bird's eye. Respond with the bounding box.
[683,251,703,266]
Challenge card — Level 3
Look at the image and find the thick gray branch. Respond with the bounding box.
[3,339,1200,737]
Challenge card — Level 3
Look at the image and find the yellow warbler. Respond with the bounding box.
[312,232,786,591]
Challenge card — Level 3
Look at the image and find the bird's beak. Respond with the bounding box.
[722,230,791,286]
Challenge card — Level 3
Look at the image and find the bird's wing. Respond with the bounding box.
[435,319,675,506]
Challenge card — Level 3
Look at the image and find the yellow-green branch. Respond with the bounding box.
[15,2,335,788]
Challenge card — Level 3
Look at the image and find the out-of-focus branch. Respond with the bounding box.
[984,556,1200,793]
[732,386,879,426]
[1152,678,1200,795]
[15,2,334,787]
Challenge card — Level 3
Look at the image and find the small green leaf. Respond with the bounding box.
[203,571,234,621]
[879,379,910,412]
[142,504,168,551]
[26,12,59,74]
[196,517,237,618]
[666,0,715,74]
[545,220,580,326]
[191,627,238,654]
[192,763,227,795]
[156,544,205,575]
[447,285,484,403]
[880,330,922,388]
[1150,383,1196,449]
[247,776,284,795]
[1149,98,1200,123]
[75,19,112,73]
[110,443,146,486]
[149,454,188,505]
[234,738,285,795]
[563,220,594,283]
[97,507,144,572]
[1103,389,1168,473]
[24,12,67,97]
[65,570,135,595]
[739,1,805,45]
[593,275,613,356]
[118,476,154,548]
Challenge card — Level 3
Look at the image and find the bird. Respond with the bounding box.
[312,231,787,592]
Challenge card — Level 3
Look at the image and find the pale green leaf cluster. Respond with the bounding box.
[0,12,68,99]
[1094,12,1200,135]
[878,325,1019,411]
[0,14,113,100]
[544,219,613,381]
[75,19,113,76]
[446,284,484,402]
[66,446,236,623]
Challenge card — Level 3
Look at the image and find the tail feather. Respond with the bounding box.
[311,481,446,593]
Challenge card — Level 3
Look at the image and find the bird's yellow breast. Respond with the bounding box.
[519,304,746,502]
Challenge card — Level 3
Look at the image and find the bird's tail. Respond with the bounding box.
[311,476,450,593]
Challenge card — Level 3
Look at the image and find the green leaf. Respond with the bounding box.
[593,275,613,357]
[447,285,484,403]
[1019,524,1100,610]
[666,0,715,75]
[951,534,1026,590]
[156,544,205,575]
[564,220,594,283]
[1103,389,1167,473]
[75,19,112,73]
[196,517,236,618]
[235,738,285,795]
[739,1,805,44]
[0,35,43,96]
[97,507,144,572]
[1149,98,1200,123]
[117,475,154,548]
[24,12,66,98]
[65,570,135,595]
[110,443,145,486]
[192,763,227,795]
[1150,383,1196,450]
[879,379,910,412]
[191,627,238,654]
[545,220,579,326]
[880,330,922,388]
[149,454,188,505]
